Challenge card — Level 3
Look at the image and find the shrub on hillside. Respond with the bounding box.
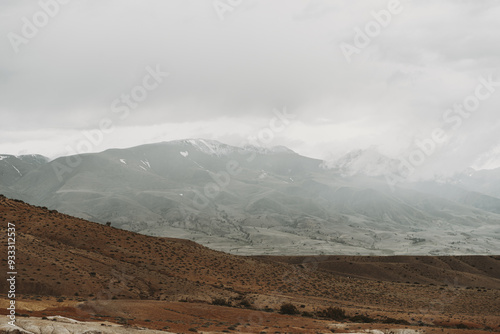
[212,298,232,307]
[301,311,314,318]
[349,314,375,323]
[279,303,299,315]
[382,317,410,325]
[316,306,347,321]
[238,299,252,308]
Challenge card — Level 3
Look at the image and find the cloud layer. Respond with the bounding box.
[1,0,500,176]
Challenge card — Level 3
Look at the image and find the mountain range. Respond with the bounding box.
[1,139,500,255]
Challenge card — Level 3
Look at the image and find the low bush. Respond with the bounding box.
[279,303,299,315]
[382,317,410,325]
[211,298,232,307]
[317,307,347,321]
[238,299,251,308]
[349,314,375,323]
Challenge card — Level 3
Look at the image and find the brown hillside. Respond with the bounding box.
[0,194,499,333]
[257,255,500,289]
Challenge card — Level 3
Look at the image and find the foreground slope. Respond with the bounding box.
[0,195,499,333]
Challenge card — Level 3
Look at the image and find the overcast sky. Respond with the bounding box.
[1,0,500,177]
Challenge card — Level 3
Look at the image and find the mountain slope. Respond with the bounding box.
[410,181,500,214]
[3,140,500,255]
[453,167,500,199]
[0,154,48,186]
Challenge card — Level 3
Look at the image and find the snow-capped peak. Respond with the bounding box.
[322,147,399,177]
[183,139,235,156]
[173,139,295,157]
[241,145,295,155]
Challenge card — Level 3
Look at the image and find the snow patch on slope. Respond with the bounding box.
[11,165,22,176]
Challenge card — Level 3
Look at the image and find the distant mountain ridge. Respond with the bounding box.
[0,154,49,185]
[1,139,500,256]
[172,138,296,156]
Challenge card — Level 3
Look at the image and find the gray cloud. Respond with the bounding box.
[1,0,500,173]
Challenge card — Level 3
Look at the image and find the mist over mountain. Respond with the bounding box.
[1,139,500,256]
[320,147,402,177]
